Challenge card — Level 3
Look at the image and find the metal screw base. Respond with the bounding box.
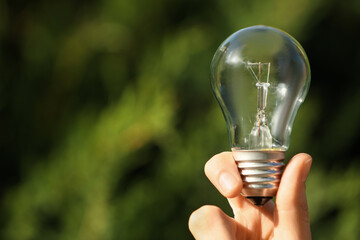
[232,150,285,206]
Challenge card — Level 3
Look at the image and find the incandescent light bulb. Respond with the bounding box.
[210,26,311,206]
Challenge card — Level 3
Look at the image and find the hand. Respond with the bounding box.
[188,152,312,240]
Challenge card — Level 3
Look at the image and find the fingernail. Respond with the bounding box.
[219,172,237,194]
[301,158,312,182]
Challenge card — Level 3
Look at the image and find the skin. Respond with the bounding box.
[188,152,312,240]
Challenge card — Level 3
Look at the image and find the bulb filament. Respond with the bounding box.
[247,62,273,149]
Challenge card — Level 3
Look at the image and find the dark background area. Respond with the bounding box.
[1,0,360,239]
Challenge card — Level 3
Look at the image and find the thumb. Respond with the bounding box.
[274,153,312,240]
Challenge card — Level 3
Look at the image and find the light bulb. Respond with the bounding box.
[210,26,310,206]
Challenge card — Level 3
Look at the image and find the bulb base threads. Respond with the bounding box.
[232,150,285,206]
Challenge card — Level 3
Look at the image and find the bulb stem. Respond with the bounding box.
[256,82,269,112]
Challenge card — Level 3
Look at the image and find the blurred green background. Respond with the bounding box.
[1,0,360,239]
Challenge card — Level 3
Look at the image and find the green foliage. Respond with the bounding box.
[1,0,360,239]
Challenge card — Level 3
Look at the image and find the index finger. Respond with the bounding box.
[204,152,242,198]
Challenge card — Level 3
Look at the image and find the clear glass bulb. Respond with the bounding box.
[211,26,310,206]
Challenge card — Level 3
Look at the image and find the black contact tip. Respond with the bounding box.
[246,197,273,206]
